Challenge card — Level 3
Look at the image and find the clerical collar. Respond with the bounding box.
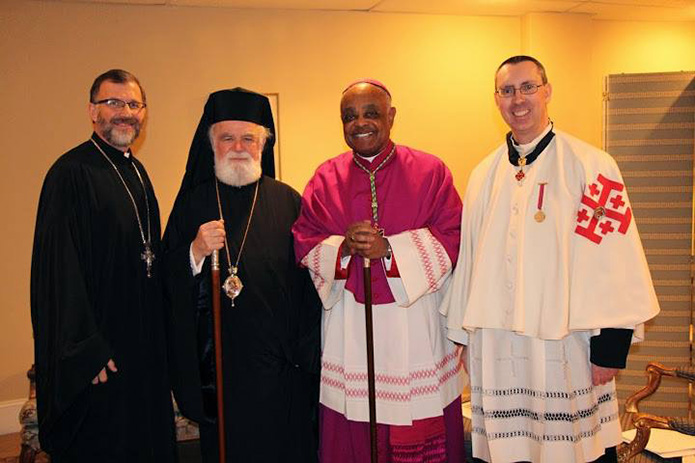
[353,140,395,169]
[506,123,554,168]
[91,132,132,162]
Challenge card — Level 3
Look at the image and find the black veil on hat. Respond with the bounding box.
[174,87,276,201]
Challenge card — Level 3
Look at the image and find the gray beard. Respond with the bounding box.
[97,115,140,149]
[214,155,262,187]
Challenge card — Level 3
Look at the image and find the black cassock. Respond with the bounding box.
[163,176,321,463]
[30,134,176,462]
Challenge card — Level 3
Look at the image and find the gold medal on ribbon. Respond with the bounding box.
[535,182,548,223]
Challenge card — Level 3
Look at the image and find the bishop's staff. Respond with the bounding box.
[363,256,378,463]
[211,249,226,463]
[351,143,396,463]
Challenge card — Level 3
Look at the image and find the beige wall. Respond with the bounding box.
[0,0,693,403]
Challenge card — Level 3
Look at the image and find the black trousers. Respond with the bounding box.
[471,445,617,463]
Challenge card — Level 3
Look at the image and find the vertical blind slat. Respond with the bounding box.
[605,71,695,419]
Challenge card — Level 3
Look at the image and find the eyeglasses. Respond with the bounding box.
[495,83,546,98]
[93,98,147,111]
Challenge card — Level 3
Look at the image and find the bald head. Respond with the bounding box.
[340,82,396,157]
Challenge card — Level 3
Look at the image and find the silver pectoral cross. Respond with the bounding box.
[141,242,155,278]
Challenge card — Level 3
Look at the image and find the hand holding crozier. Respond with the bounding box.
[191,220,226,265]
[342,220,389,260]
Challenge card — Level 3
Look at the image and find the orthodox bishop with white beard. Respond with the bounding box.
[163,88,321,463]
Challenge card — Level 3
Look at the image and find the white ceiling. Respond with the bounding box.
[51,0,695,21]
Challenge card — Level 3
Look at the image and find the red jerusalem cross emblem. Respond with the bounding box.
[574,173,632,245]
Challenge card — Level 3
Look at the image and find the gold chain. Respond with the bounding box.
[214,179,260,277]
[91,138,151,246]
[91,138,155,277]
[352,144,396,227]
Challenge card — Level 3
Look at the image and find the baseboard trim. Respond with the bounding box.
[0,399,25,435]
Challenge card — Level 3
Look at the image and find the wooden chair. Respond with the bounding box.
[18,366,45,463]
[618,362,695,462]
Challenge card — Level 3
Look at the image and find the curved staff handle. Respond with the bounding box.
[363,257,378,463]
[211,250,226,463]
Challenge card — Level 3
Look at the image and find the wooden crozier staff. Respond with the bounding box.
[211,249,226,463]
[363,256,378,463]
[210,178,259,463]
[352,146,396,463]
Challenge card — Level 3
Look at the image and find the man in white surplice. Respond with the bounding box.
[442,56,660,463]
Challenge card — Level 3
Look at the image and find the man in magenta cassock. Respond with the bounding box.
[292,79,467,462]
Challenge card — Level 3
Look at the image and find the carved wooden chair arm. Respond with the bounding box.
[618,413,695,462]
[618,362,695,462]
[624,362,692,413]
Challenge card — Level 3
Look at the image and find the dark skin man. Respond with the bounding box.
[339,83,396,261]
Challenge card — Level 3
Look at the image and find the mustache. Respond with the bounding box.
[224,150,253,160]
[110,116,139,126]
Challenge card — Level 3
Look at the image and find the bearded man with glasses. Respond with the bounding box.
[442,55,660,463]
[30,69,176,462]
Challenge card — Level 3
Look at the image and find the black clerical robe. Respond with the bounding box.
[30,134,175,462]
[163,176,321,463]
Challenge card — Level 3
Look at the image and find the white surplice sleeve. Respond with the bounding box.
[386,228,453,307]
[299,235,346,309]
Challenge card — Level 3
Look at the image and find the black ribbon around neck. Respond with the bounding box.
[506,129,556,167]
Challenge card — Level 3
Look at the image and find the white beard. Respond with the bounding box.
[214,151,262,187]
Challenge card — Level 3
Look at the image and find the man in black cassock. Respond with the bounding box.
[30,69,176,462]
[163,88,321,463]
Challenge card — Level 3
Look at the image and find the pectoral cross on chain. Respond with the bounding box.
[141,242,155,278]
